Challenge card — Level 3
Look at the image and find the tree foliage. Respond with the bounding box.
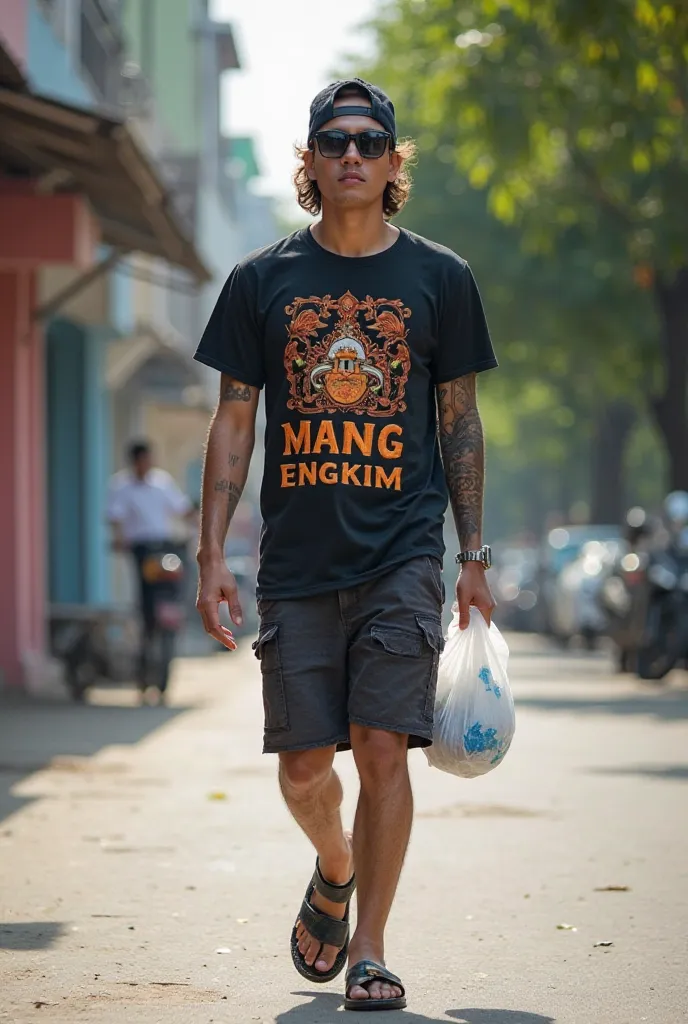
[355,0,688,505]
[393,133,662,535]
[372,0,688,275]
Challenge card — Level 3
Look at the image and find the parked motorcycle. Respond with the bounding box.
[599,507,654,672]
[635,492,688,681]
[49,605,137,702]
[49,542,186,703]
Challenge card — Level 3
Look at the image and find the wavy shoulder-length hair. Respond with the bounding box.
[293,138,417,219]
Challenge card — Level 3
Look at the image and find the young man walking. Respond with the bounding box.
[194,79,496,1011]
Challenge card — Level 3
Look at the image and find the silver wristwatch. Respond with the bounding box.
[455,544,492,569]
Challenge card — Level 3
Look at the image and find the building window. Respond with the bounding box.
[37,0,69,44]
[79,0,123,105]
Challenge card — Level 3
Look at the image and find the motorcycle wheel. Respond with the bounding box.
[636,642,675,681]
[66,659,98,702]
[155,628,176,694]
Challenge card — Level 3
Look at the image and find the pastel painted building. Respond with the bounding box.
[119,0,277,505]
[0,1,208,688]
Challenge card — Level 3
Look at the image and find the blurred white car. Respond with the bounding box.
[549,538,624,648]
[492,546,540,632]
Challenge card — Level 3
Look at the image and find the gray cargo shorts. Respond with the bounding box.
[253,556,445,754]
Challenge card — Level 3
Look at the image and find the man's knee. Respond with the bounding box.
[279,747,335,797]
[350,726,409,787]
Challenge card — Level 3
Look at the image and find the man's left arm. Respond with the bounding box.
[437,373,496,629]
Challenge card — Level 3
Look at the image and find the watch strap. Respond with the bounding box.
[455,545,492,569]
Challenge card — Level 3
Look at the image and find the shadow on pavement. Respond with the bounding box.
[0,695,187,825]
[515,689,688,723]
[589,763,688,782]
[449,1012,555,1024]
[0,922,66,950]
[278,993,555,1023]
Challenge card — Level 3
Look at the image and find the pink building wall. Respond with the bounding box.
[0,0,28,71]
[0,186,98,687]
[0,269,46,687]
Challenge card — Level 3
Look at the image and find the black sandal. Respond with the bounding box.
[290,859,356,984]
[345,959,407,1011]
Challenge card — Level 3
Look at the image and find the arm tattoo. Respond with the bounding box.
[227,452,241,468]
[437,374,485,551]
[214,479,243,530]
[221,380,251,402]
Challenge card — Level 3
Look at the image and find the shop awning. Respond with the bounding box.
[0,39,27,90]
[0,85,210,283]
[106,321,205,392]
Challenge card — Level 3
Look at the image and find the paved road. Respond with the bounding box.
[1,634,687,1024]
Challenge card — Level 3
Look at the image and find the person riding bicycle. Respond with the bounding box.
[107,441,196,698]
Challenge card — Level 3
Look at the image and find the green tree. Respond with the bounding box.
[393,135,660,533]
[365,0,688,488]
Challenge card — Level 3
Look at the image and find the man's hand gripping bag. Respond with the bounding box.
[425,606,515,778]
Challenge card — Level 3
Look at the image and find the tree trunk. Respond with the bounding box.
[653,268,688,491]
[590,399,637,524]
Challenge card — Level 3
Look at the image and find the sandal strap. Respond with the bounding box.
[312,859,356,904]
[299,897,349,949]
[346,959,405,998]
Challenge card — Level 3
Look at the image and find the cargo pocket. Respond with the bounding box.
[370,616,444,726]
[252,623,289,732]
[416,614,444,723]
[370,624,424,658]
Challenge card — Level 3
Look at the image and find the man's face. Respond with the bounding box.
[134,452,152,478]
[305,97,401,211]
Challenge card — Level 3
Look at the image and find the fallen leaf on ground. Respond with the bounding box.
[556,923,577,931]
[208,792,228,801]
[594,885,631,892]
[594,941,614,947]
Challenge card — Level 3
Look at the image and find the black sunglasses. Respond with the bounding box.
[312,129,392,160]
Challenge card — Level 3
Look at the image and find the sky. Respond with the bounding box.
[211,0,377,218]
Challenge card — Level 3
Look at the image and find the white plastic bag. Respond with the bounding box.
[425,606,515,778]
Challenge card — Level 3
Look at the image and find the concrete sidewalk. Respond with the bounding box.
[1,636,687,1024]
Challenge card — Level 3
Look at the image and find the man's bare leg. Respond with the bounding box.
[279,746,354,973]
[347,725,412,1002]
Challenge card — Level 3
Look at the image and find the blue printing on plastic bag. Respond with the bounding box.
[478,665,502,698]
[463,722,508,765]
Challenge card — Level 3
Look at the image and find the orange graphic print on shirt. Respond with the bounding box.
[284,290,411,417]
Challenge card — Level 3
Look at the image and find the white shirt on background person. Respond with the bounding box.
[107,469,192,544]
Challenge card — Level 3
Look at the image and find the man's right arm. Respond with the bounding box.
[196,374,259,648]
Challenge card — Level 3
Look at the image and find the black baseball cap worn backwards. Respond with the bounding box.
[308,78,397,145]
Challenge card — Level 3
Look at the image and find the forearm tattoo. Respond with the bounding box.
[437,374,485,550]
[214,479,243,530]
[221,380,251,402]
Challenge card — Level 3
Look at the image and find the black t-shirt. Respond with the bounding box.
[195,227,496,598]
